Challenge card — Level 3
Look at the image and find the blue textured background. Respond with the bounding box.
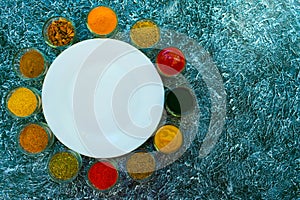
[0,0,299,199]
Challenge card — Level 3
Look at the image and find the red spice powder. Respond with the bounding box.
[88,161,118,190]
[156,47,186,76]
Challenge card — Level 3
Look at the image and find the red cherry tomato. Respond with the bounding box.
[156,47,186,76]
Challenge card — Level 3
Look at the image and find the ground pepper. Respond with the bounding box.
[19,124,49,154]
[87,6,118,36]
[126,152,155,180]
[88,161,118,191]
[47,17,75,47]
[7,87,39,117]
[154,125,183,154]
[48,152,80,181]
[130,19,160,48]
[19,49,45,78]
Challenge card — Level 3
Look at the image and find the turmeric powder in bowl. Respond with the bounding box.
[154,125,183,154]
[6,87,41,118]
[86,6,118,37]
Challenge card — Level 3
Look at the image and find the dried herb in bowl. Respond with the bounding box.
[43,17,75,48]
[48,151,82,183]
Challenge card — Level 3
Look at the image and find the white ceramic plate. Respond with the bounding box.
[42,39,164,158]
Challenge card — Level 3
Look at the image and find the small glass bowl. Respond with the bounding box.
[6,86,42,118]
[153,124,183,154]
[16,122,54,156]
[12,48,49,80]
[42,16,76,49]
[130,19,160,49]
[47,150,82,183]
[86,159,119,192]
[125,151,156,182]
[155,46,186,77]
[86,6,118,38]
[164,86,196,117]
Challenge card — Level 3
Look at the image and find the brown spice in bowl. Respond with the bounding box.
[47,18,75,47]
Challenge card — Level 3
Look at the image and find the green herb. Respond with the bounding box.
[48,152,79,180]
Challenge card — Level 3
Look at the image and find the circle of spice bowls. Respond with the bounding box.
[86,159,119,192]
[47,150,82,183]
[5,86,42,118]
[42,16,76,49]
[16,122,54,156]
[12,48,49,81]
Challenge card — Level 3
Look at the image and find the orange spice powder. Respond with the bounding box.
[87,6,118,36]
[19,124,49,153]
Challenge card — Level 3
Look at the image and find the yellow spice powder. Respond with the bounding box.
[7,87,38,117]
[154,125,183,154]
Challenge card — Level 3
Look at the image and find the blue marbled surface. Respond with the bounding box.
[0,0,299,199]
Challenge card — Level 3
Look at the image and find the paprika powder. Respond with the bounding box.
[87,160,118,191]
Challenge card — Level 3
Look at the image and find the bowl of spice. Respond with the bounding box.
[13,48,49,80]
[154,124,183,154]
[156,47,186,77]
[47,150,82,183]
[165,87,196,117]
[6,86,41,118]
[130,19,160,49]
[17,122,54,155]
[126,151,156,182]
[43,16,76,48]
[86,160,119,192]
[86,6,118,37]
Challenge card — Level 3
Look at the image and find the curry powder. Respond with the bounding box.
[20,49,44,78]
[19,124,49,153]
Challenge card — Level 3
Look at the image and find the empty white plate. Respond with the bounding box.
[42,39,164,158]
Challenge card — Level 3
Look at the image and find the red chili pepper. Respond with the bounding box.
[156,47,186,76]
[88,161,118,190]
